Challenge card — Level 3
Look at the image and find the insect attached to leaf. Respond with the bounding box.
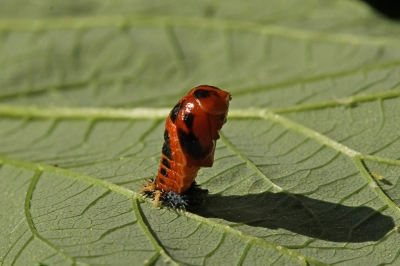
[140,85,231,209]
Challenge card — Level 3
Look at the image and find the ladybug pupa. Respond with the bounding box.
[140,85,231,209]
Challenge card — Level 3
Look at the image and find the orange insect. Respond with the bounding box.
[141,85,231,208]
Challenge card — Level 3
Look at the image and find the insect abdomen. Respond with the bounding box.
[156,121,200,194]
[141,85,230,208]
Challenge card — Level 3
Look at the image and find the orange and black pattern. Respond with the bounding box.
[141,85,231,208]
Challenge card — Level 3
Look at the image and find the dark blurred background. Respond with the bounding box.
[361,0,400,19]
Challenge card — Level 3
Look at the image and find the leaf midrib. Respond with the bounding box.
[2,89,400,120]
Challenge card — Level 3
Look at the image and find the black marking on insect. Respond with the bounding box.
[193,89,211,99]
[160,168,168,178]
[183,113,195,130]
[162,130,173,160]
[162,158,171,169]
[178,128,204,159]
[170,101,184,123]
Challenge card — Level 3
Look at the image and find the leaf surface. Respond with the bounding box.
[1,1,400,265]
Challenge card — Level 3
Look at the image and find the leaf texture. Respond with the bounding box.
[1,0,400,265]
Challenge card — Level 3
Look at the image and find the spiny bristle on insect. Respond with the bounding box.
[139,179,208,210]
[162,181,209,210]
[140,178,159,198]
[162,191,189,209]
[140,178,156,194]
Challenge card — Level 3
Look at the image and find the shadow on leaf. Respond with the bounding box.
[193,191,394,242]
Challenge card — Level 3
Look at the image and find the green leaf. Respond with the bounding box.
[1,0,400,265]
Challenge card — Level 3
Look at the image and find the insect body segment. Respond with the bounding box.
[140,85,231,209]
